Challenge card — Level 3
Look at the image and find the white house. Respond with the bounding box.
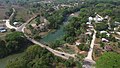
[88,17,93,22]
[13,22,19,26]
[94,14,104,23]
[100,31,110,37]
[102,38,109,42]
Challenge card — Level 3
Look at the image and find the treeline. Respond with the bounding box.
[0,32,32,58]
[44,6,81,29]
[6,45,82,68]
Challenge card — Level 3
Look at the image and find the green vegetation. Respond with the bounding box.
[95,23,108,31]
[0,32,31,58]
[96,52,120,68]
[46,7,81,29]
[6,45,82,68]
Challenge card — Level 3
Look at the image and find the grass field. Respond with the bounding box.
[13,6,33,22]
[0,7,8,19]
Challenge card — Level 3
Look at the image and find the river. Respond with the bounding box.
[41,11,80,43]
[0,11,80,68]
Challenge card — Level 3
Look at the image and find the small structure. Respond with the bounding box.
[13,22,19,26]
[88,25,93,28]
[75,40,81,46]
[70,13,75,16]
[102,38,109,42]
[115,21,120,25]
[94,14,104,23]
[31,23,36,27]
[104,15,109,19]
[86,22,91,25]
[100,31,110,37]
[88,17,93,22]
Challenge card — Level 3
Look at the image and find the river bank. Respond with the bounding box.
[0,11,80,68]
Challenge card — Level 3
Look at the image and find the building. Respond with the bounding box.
[102,38,109,42]
[75,40,81,46]
[88,17,93,22]
[100,31,110,37]
[94,14,104,23]
[104,15,109,19]
[13,22,21,27]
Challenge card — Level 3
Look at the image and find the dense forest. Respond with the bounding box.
[0,32,32,58]
[6,45,82,68]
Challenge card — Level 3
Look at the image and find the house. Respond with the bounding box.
[100,31,110,37]
[88,17,93,22]
[94,14,104,23]
[13,22,19,26]
[102,38,109,42]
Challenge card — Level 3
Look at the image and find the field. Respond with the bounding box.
[13,5,33,22]
[0,6,8,19]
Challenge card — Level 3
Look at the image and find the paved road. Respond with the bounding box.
[4,8,75,60]
[83,29,96,68]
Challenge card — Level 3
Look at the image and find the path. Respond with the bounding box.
[83,29,96,68]
[4,8,75,60]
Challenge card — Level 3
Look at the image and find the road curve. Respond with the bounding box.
[5,8,75,60]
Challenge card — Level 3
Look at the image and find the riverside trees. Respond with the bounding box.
[0,32,31,58]
[6,45,81,68]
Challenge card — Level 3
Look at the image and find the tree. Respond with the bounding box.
[66,36,75,44]
[0,39,7,58]
[35,16,41,26]
[100,42,105,48]
[0,32,31,58]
